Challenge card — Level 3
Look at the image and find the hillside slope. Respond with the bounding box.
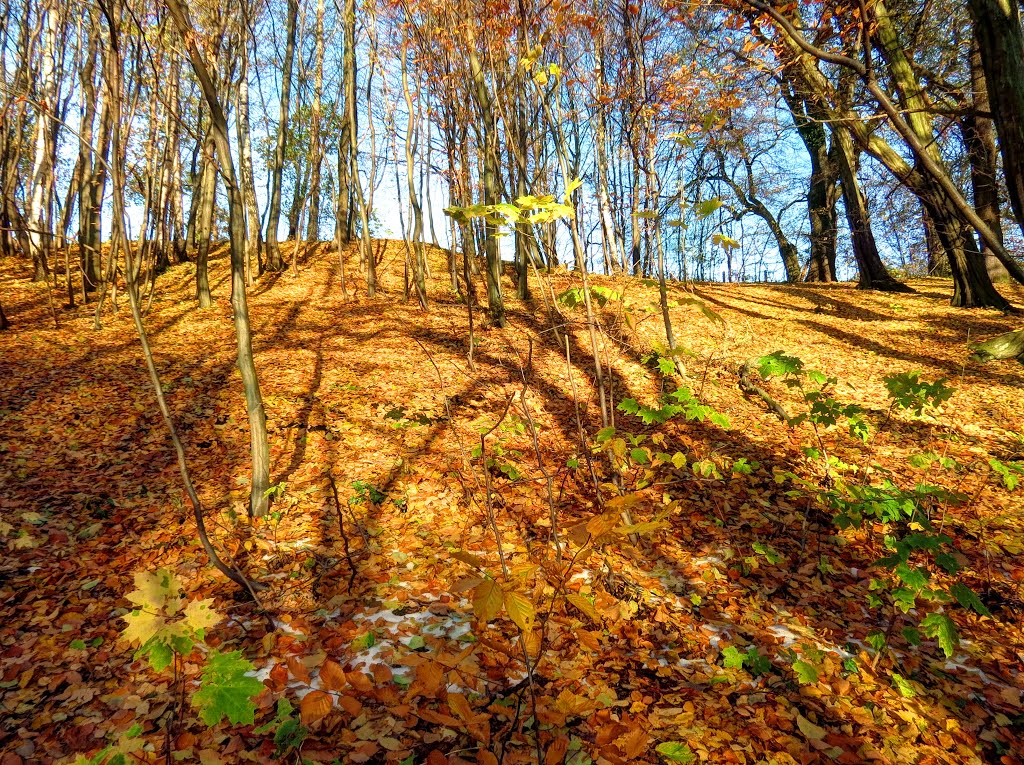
[1,242,1022,764]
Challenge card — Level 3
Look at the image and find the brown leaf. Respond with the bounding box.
[319,659,347,692]
[545,735,569,765]
[287,657,312,684]
[447,691,474,722]
[299,690,333,725]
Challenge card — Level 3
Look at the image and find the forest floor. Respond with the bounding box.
[1,242,1023,765]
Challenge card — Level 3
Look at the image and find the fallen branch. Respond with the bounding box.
[738,359,791,423]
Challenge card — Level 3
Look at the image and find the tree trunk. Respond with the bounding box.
[962,38,1009,281]
[466,24,504,326]
[167,0,271,518]
[195,133,216,308]
[305,0,326,244]
[831,127,909,291]
[236,41,262,278]
[265,0,298,271]
[967,0,1024,233]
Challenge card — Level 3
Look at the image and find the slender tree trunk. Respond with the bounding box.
[28,0,58,283]
[236,43,262,279]
[305,0,326,244]
[167,0,271,518]
[465,20,504,326]
[402,50,427,308]
[265,0,299,271]
[195,133,216,308]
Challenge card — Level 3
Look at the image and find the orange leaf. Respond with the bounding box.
[299,690,333,725]
[346,671,374,693]
[616,728,649,759]
[447,691,474,722]
[338,695,362,716]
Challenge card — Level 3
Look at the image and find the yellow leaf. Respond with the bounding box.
[565,594,602,623]
[126,569,183,614]
[183,598,221,634]
[796,713,827,741]
[604,493,643,510]
[472,580,503,623]
[122,609,166,647]
[503,590,536,633]
[452,550,486,568]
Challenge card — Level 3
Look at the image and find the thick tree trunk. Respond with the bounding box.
[962,39,1009,282]
[967,0,1024,233]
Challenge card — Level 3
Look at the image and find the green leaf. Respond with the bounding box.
[920,612,958,658]
[721,645,745,669]
[694,198,723,219]
[792,660,818,684]
[758,351,804,379]
[866,630,887,653]
[140,638,174,672]
[655,741,695,763]
[192,650,265,726]
[70,639,87,650]
[629,448,650,465]
[950,583,991,617]
[891,672,916,698]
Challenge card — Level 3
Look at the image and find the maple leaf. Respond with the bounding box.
[183,598,222,637]
[126,568,183,615]
[122,608,166,648]
[192,650,265,726]
[920,612,958,658]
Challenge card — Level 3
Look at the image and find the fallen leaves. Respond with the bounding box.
[1,246,1023,764]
